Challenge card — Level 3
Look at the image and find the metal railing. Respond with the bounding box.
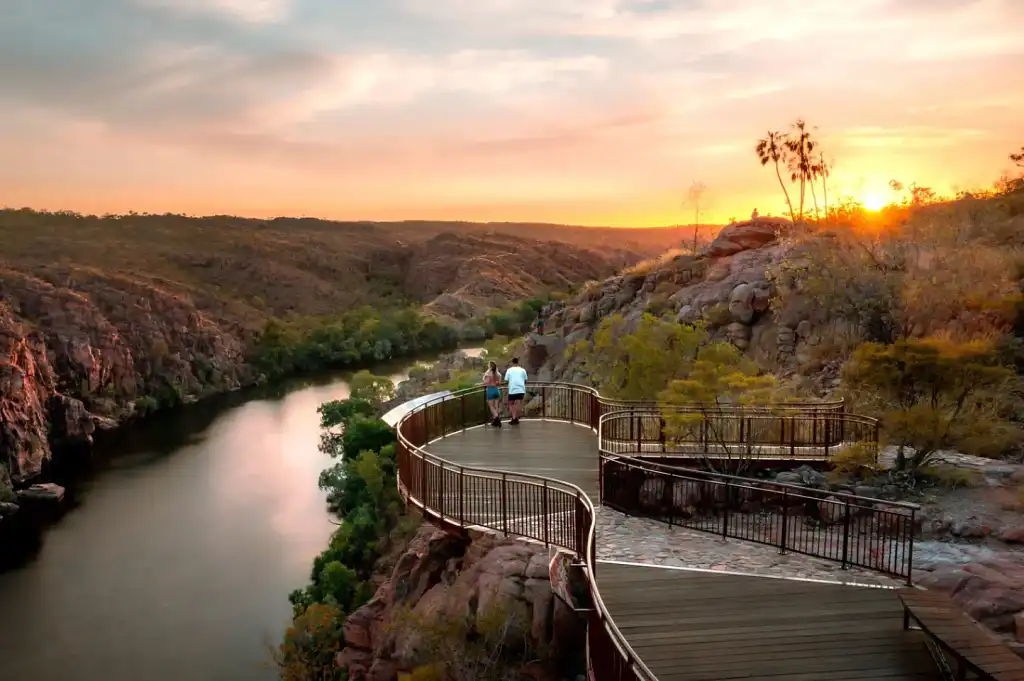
[600,455,917,583]
[393,382,892,681]
[599,407,880,461]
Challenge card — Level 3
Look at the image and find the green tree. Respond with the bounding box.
[841,338,1019,470]
[565,313,707,401]
[275,603,347,681]
[659,341,778,472]
[348,369,395,406]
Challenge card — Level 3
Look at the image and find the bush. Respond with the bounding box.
[275,603,347,681]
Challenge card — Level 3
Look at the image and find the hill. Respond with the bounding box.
[0,209,681,495]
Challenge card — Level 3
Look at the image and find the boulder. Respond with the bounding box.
[338,525,585,681]
[728,284,755,324]
[707,219,787,258]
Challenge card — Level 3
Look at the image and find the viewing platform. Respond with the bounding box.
[391,382,966,681]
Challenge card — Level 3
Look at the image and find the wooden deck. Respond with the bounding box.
[423,420,939,681]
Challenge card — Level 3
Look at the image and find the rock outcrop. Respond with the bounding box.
[529,218,810,384]
[337,525,584,681]
[0,269,249,492]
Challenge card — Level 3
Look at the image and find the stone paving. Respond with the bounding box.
[593,507,902,587]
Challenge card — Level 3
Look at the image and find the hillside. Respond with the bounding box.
[525,190,1024,389]
[0,209,677,496]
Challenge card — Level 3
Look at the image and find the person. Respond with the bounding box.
[482,361,503,427]
[503,357,528,425]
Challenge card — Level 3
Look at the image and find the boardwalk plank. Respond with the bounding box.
[423,421,939,681]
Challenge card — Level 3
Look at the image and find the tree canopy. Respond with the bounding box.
[841,338,1020,470]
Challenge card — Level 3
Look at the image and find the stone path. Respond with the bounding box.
[594,507,901,587]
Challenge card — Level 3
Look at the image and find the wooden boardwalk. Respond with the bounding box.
[597,562,936,681]
[423,420,939,681]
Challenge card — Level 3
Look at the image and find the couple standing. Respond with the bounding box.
[481,357,527,428]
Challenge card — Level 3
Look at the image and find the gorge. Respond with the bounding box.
[0,351,479,681]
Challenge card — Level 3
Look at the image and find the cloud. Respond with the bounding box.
[133,0,294,23]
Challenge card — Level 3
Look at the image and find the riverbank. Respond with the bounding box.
[0,348,489,681]
[0,346,487,568]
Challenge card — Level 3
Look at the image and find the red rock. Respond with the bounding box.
[707,219,788,258]
[999,526,1024,544]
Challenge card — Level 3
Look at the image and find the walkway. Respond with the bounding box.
[424,420,937,681]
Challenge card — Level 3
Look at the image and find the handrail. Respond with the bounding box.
[392,381,885,681]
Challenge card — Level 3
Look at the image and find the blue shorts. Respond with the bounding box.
[486,386,501,400]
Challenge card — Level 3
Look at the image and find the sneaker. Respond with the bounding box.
[510,418,520,425]
[492,416,502,427]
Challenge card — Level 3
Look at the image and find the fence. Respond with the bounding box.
[393,381,892,681]
[599,407,880,461]
[600,454,918,583]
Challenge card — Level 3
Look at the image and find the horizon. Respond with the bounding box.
[3,1,1023,226]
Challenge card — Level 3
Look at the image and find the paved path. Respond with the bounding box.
[422,420,937,681]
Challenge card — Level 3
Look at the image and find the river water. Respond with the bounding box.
[0,351,477,681]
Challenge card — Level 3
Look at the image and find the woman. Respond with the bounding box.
[482,361,503,427]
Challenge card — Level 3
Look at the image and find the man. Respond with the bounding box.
[503,357,528,425]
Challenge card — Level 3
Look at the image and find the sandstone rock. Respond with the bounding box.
[1016,612,1024,643]
[339,525,584,681]
[0,502,19,517]
[578,303,596,325]
[999,526,1024,544]
[707,219,786,258]
[728,284,755,324]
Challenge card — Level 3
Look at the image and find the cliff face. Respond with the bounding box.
[338,525,584,681]
[0,268,249,490]
[0,211,653,504]
[526,219,809,386]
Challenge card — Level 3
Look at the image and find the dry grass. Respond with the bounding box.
[0,209,685,330]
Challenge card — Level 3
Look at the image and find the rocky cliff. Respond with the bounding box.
[337,524,584,681]
[524,218,811,385]
[0,211,667,507]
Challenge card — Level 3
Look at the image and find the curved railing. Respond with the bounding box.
[599,406,880,460]
[393,382,896,681]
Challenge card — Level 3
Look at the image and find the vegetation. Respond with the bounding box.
[566,313,707,401]
[277,376,414,681]
[392,597,541,681]
[254,306,461,380]
[842,338,1020,471]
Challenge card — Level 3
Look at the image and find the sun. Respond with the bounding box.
[862,193,886,212]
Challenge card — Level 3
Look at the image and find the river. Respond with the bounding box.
[0,350,479,681]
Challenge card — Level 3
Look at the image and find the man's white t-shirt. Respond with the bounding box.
[504,366,527,395]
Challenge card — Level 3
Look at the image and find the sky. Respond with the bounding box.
[3,0,1023,226]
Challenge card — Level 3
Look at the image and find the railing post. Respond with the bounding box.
[542,480,549,546]
[440,399,446,435]
[458,468,465,527]
[439,461,445,521]
[636,414,642,453]
[460,395,466,429]
[722,481,731,538]
[542,386,547,418]
[659,417,666,453]
[790,416,796,458]
[906,508,916,586]
[501,473,509,536]
[779,489,789,554]
[570,389,576,423]
[841,501,851,569]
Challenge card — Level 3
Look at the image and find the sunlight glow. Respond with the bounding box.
[863,193,887,212]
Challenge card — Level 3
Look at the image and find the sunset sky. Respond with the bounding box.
[3,0,1023,226]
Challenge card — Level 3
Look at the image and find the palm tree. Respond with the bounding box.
[818,152,831,218]
[784,119,817,222]
[755,131,795,223]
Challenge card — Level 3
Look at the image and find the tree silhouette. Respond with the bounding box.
[784,119,818,221]
[755,131,795,223]
[817,152,832,218]
[1011,146,1024,168]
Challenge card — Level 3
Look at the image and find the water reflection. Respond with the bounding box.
[0,351,478,681]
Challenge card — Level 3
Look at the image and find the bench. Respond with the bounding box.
[898,588,1024,681]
